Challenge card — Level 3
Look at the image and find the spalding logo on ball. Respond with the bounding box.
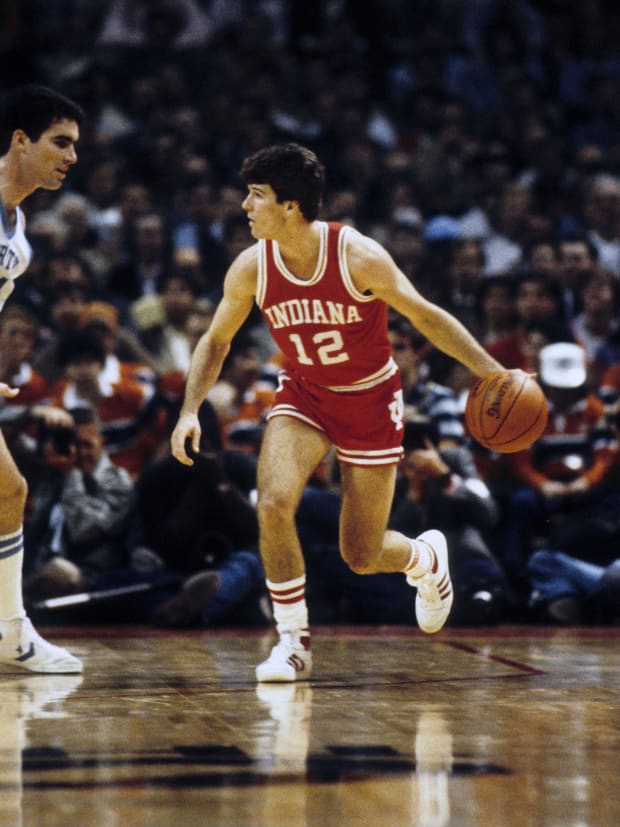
[465,369,548,453]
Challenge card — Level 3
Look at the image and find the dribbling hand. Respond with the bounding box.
[171,412,201,466]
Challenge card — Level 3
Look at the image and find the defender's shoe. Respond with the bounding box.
[408,530,453,633]
[0,617,83,673]
[256,630,312,683]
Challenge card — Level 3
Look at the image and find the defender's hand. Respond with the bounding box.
[171,412,201,466]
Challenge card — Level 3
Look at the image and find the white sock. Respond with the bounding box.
[0,529,26,620]
[403,538,433,579]
[267,574,309,638]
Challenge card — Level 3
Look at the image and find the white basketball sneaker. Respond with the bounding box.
[0,617,83,673]
[256,630,312,683]
[408,530,453,634]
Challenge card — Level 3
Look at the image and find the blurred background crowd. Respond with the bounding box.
[4,0,620,628]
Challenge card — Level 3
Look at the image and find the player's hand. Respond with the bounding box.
[0,382,19,398]
[506,368,537,381]
[171,412,201,466]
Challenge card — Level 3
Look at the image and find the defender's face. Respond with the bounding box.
[22,118,79,191]
[242,184,286,239]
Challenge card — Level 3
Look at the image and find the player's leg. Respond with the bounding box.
[0,430,82,672]
[338,462,405,573]
[255,415,331,682]
[338,462,453,633]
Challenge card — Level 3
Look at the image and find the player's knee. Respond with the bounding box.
[256,490,296,527]
[0,470,27,511]
[341,543,378,575]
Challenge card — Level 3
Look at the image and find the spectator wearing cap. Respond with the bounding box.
[424,215,461,245]
[418,214,461,305]
[501,342,619,600]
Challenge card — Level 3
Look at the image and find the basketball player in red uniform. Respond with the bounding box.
[171,143,504,682]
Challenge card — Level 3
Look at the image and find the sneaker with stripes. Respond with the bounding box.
[0,617,82,673]
[256,629,312,683]
[408,530,453,633]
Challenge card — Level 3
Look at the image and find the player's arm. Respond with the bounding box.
[347,231,504,378]
[171,246,258,465]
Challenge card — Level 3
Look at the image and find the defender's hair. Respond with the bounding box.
[0,84,84,156]
[240,142,325,221]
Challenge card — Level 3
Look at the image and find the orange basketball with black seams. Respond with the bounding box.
[465,369,548,453]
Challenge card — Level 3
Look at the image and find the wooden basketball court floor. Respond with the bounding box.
[1,625,619,827]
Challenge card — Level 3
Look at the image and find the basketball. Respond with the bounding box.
[465,369,548,453]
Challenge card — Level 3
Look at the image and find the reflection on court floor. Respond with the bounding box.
[0,626,618,826]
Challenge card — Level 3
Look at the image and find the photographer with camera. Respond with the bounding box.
[23,405,136,606]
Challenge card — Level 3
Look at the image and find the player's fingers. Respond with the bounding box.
[171,429,193,466]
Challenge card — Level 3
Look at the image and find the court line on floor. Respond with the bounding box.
[441,640,546,676]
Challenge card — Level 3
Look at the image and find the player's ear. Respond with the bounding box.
[11,130,29,153]
[283,200,299,215]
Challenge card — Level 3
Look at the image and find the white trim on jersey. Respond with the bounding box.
[338,224,375,303]
[266,404,326,433]
[335,444,404,466]
[326,357,398,392]
[256,240,267,308]
[272,221,328,286]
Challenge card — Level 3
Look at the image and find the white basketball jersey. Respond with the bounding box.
[0,203,32,312]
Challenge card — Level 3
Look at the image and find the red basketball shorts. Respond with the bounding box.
[267,370,405,466]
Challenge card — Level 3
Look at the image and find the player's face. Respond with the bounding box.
[242,184,287,239]
[22,118,79,191]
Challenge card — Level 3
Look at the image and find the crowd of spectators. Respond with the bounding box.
[3,0,620,627]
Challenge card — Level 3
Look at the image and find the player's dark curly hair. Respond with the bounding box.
[240,142,325,221]
[0,84,84,156]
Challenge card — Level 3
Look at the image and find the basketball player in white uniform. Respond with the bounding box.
[0,85,84,672]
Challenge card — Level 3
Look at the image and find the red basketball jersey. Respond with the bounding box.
[256,222,394,390]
